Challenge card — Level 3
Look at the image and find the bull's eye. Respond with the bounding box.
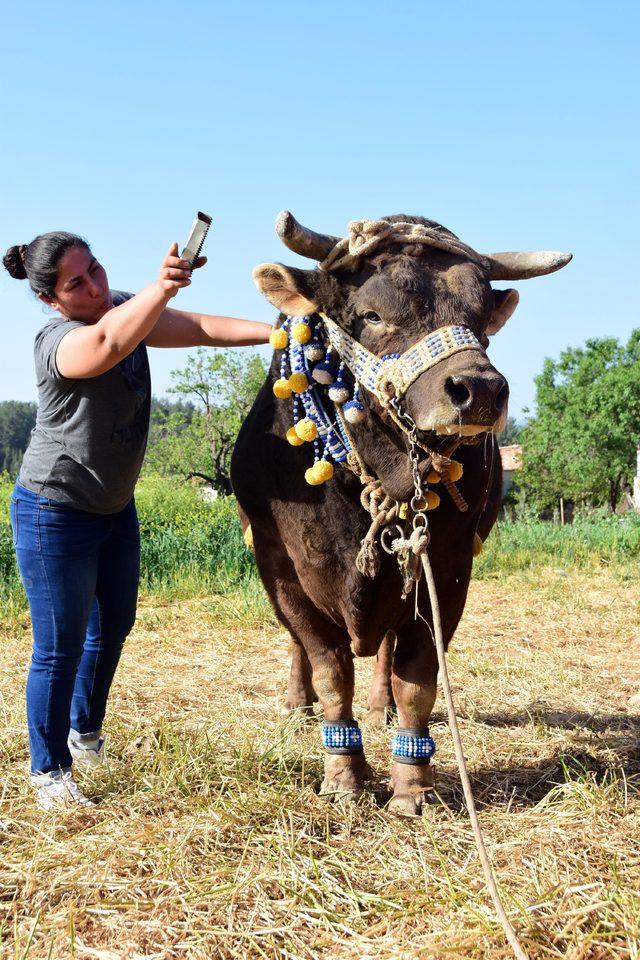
[362,311,383,325]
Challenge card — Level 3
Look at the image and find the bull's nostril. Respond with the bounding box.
[445,376,472,409]
[494,382,509,413]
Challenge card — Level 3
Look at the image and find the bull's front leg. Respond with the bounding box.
[389,626,438,816]
[272,575,371,799]
[308,641,372,799]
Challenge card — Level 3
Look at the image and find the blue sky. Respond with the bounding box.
[1,0,637,418]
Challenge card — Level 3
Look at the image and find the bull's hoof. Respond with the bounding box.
[319,781,364,803]
[388,787,437,817]
[319,752,372,801]
[389,761,436,817]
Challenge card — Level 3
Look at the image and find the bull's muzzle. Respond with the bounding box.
[405,354,510,434]
[444,373,509,420]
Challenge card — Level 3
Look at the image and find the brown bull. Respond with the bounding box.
[231,213,571,815]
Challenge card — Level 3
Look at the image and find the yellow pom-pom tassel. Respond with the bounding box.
[291,322,312,344]
[427,469,441,484]
[313,459,334,482]
[305,467,322,486]
[426,490,440,511]
[269,327,289,350]
[273,378,292,399]
[243,525,254,551]
[288,372,309,394]
[448,461,463,482]
[286,426,304,446]
[295,417,317,442]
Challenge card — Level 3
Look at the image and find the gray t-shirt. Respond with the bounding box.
[19,291,151,514]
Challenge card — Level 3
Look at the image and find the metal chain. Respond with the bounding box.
[390,398,427,516]
[385,398,431,595]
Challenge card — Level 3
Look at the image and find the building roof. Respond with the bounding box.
[500,444,522,472]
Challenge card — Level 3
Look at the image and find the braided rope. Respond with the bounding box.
[321,317,479,572]
[319,218,485,274]
[338,401,470,577]
[356,478,399,577]
[387,524,429,560]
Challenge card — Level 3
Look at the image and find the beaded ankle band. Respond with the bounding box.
[391,727,436,765]
[322,721,363,755]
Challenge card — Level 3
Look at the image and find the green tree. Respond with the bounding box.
[521,330,640,512]
[144,349,267,492]
[0,401,37,476]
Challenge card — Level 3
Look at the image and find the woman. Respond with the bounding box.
[3,231,272,809]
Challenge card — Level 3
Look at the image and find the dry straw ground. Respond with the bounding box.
[1,568,639,960]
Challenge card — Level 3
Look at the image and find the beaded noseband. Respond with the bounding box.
[321,315,485,407]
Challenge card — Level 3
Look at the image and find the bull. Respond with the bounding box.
[231,213,571,816]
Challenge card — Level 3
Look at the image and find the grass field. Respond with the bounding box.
[1,478,639,958]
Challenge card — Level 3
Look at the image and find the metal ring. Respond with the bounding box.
[413,513,429,532]
[410,494,427,512]
[380,380,396,399]
[381,524,403,554]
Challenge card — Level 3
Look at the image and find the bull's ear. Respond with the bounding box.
[252,263,319,317]
[486,288,519,336]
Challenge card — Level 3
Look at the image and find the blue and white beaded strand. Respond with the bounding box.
[322,720,364,755]
[391,727,436,765]
[313,346,336,385]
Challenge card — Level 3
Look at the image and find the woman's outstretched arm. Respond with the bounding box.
[145,308,273,348]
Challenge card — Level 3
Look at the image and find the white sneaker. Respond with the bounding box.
[68,729,106,769]
[31,770,95,810]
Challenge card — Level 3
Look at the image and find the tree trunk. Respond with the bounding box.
[608,475,621,513]
[213,467,233,496]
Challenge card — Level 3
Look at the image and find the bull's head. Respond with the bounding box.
[253,212,571,497]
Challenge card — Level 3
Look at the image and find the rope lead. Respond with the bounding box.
[421,551,529,960]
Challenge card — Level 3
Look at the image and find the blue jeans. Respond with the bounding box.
[10,483,140,774]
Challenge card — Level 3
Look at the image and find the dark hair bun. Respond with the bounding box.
[3,245,28,280]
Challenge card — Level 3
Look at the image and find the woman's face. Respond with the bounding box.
[40,245,112,323]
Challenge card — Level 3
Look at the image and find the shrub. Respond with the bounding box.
[0,476,256,622]
[1,475,639,626]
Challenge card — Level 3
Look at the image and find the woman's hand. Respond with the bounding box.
[55,245,209,377]
[157,243,208,299]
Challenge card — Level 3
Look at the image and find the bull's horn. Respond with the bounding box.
[275,210,339,261]
[485,251,573,280]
